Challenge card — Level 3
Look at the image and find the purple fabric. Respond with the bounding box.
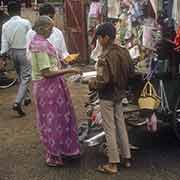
[32,75,80,157]
[29,34,57,58]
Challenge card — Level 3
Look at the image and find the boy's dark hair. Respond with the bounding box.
[7,1,21,16]
[95,23,116,40]
[39,3,55,17]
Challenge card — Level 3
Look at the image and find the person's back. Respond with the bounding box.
[1,1,31,54]
[96,43,132,102]
[1,1,32,116]
[3,16,31,50]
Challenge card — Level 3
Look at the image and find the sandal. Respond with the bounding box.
[96,164,118,174]
[45,153,64,167]
[124,161,131,168]
[46,158,64,167]
[121,159,132,168]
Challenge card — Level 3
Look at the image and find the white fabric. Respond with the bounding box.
[142,18,156,50]
[34,0,37,6]
[88,2,102,18]
[1,16,32,54]
[129,45,140,59]
[149,0,158,19]
[90,39,102,62]
[82,71,97,78]
[172,0,180,29]
[107,0,121,19]
[26,26,69,60]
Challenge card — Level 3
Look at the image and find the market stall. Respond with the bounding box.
[88,0,180,140]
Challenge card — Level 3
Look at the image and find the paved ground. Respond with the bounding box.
[0,78,180,180]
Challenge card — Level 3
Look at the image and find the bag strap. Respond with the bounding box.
[141,81,158,97]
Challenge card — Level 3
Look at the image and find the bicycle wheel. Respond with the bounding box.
[0,73,17,89]
[0,79,16,89]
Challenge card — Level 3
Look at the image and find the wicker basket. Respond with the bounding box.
[138,81,161,110]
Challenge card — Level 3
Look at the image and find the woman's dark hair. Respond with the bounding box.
[39,3,55,17]
[7,1,21,16]
[95,22,116,40]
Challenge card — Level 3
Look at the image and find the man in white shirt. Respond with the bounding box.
[1,1,32,116]
[26,3,69,62]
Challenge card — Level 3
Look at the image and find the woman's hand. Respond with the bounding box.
[70,68,82,75]
[41,67,82,78]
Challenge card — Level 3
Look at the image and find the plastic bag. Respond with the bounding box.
[147,112,157,132]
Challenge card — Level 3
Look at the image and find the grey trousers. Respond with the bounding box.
[100,100,131,163]
[10,49,31,105]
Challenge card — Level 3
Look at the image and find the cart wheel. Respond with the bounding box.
[0,78,17,89]
[173,96,180,141]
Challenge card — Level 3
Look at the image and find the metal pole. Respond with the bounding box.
[34,0,38,10]
[84,131,105,143]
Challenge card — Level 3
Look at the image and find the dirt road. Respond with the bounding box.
[0,80,180,180]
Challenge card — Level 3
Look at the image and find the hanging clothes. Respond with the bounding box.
[107,0,121,19]
[174,26,180,47]
[129,0,143,23]
[167,0,174,18]
[149,0,158,19]
[172,0,180,29]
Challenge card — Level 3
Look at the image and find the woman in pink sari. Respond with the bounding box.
[29,16,80,166]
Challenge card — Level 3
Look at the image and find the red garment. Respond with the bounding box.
[25,0,31,8]
[174,26,180,47]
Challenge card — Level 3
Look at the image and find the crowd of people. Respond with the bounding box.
[0,0,137,175]
[0,0,32,8]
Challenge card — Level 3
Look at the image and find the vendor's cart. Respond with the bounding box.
[128,39,180,141]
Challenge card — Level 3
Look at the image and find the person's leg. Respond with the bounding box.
[12,51,21,83]
[114,101,131,166]
[10,50,26,116]
[12,50,31,115]
[99,99,119,173]
[24,88,31,106]
[16,50,31,104]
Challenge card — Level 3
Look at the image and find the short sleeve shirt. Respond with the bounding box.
[31,52,58,80]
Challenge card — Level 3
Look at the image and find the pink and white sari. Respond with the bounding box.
[30,35,80,165]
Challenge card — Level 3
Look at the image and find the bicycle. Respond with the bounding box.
[0,57,17,89]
